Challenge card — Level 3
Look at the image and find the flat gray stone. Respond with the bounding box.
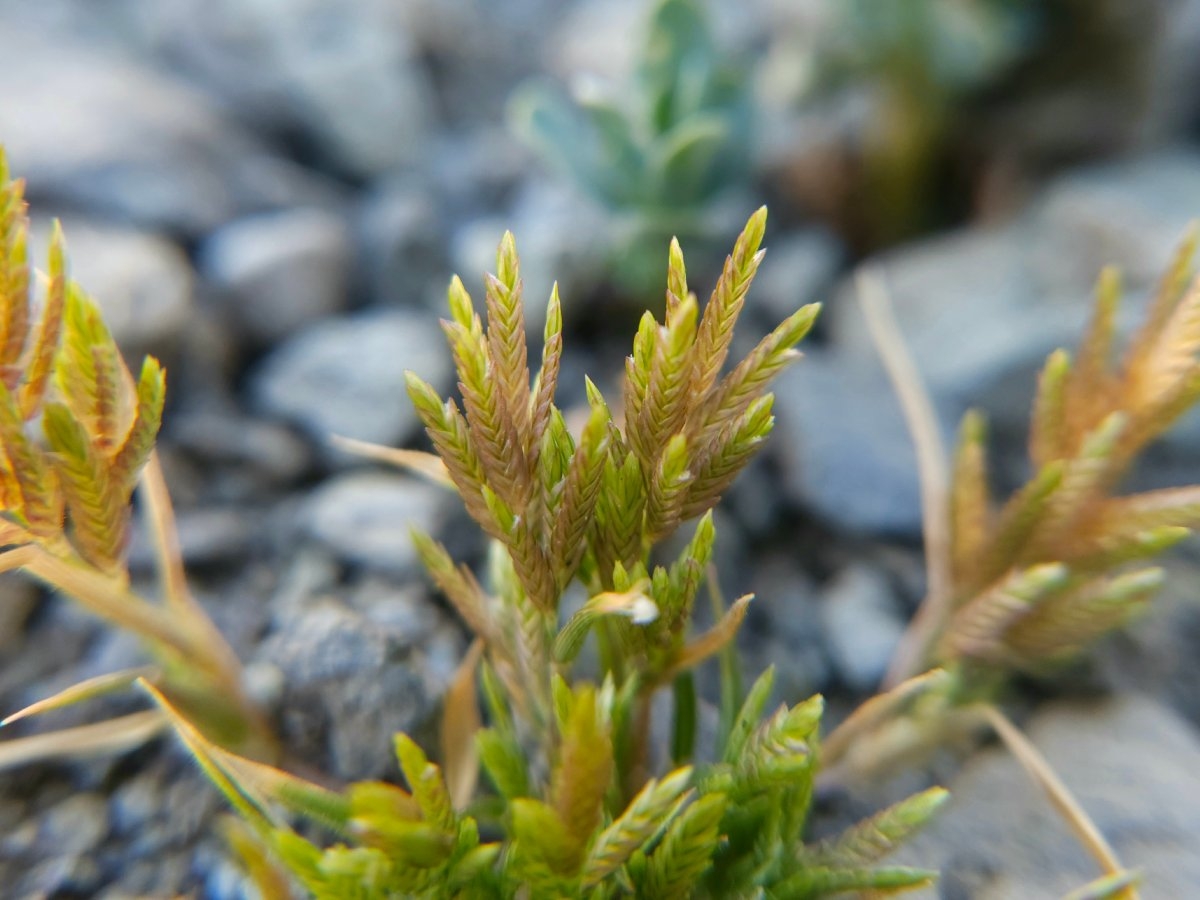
[894,694,1200,898]
[303,471,448,577]
[249,308,452,448]
[0,24,334,234]
[29,216,192,358]
[773,349,928,535]
[200,208,352,344]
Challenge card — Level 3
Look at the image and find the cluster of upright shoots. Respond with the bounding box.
[0,151,270,769]
[1,141,1198,898]
[153,210,950,899]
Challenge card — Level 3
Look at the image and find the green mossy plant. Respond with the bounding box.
[825,236,1200,796]
[147,209,948,898]
[0,149,273,767]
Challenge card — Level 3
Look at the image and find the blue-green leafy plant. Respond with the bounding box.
[509,0,752,298]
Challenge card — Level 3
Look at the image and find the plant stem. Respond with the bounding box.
[857,271,953,689]
[980,704,1138,900]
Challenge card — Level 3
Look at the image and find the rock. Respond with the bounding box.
[28,215,193,358]
[1095,556,1200,729]
[828,151,1200,422]
[249,308,453,449]
[167,409,313,489]
[893,694,1200,897]
[349,577,444,646]
[425,127,530,216]
[356,176,449,309]
[397,0,561,123]
[747,228,843,328]
[40,794,109,856]
[773,349,927,535]
[1031,149,1200,295]
[854,151,1200,492]
[258,601,438,780]
[199,208,352,344]
[111,771,163,839]
[128,506,265,572]
[0,23,335,234]
[739,552,829,703]
[826,224,1089,436]
[453,179,609,330]
[546,0,644,83]
[303,472,448,578]
[105,0,432,177]
[16,855,103,897]
[820,563,906,692]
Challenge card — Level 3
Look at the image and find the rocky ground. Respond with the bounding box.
[1,0,1200,896]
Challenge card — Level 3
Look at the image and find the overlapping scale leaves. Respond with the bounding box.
[931,231,1200,673]
[0,149,268,766]
[0,149,163,573]
[176,210,945,898]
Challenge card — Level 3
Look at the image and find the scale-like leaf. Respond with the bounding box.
[807,787,949,867]
[19,221,66,419]
[111,357,165,491]
[43,401,125,570]
[942,563,1071,663]
[696,303,819,438]
[395,733,456,833]
[0,381,60,535]
[551,686,613,859]
[950,410,991,583]
[583,767,693,885]
[691,207,767,401]
[642,792,727,899]
[1031,349,1072,467]
[485,232,531,440]
[477,728,529,800]
[771,864,937,898]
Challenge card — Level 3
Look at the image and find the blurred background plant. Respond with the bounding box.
[765,0,1159,247]
[804,0,1039,244]
[509,0,753,302]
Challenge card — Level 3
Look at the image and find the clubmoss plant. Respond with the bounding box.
[0,149,272,765]
[509,0,752,298]
[147,209,949,898]
[814,235,1200,898]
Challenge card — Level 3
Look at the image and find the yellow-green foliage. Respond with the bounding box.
[151,210,946,899]
[932,234,1200,676]
[824,232,1200,815]
[0,148,268,760]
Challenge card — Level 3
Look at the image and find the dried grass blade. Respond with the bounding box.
[2,666,158,726]
[0,710,166,772]
[660,593,752,682]
[329,435,454,488]
[981,705,1135,898]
